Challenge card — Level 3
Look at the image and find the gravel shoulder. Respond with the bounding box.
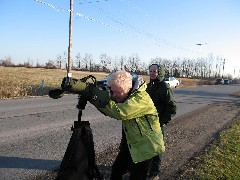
[161,102,239,179]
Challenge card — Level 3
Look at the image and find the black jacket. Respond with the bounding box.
[146,76,176,126]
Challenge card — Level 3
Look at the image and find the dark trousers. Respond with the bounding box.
[148,125,166,176]
[110,148,152,180]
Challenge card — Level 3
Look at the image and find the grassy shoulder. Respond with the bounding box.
[178,116,240,179]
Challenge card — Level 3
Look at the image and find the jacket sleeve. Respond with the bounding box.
[98,91,157,120]
[63,78,111,108]
[88,86,110,108]
[161,87,176,124]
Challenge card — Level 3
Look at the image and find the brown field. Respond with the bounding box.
[0,67,108,99]
[0,66,213,99]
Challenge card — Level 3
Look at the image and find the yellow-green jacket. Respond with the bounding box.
[98,80,165,163]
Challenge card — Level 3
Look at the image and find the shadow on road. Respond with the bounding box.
[0,156,60,170]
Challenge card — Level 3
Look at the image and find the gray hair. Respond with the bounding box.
[107,71,132,93]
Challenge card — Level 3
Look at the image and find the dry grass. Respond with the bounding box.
[0,66,215,99]
[0,67,108,99]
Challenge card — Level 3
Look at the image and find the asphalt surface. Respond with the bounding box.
[0,84,239,180]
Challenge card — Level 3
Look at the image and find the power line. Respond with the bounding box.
[76,0,198,55]
[35,0,200,57]
[34,0,67,12]
[35,0,159,46]
[118,0,199,55]
[77,0,109,5]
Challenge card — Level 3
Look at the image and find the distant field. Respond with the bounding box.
[0,67,108,99]
[0,66,209,99]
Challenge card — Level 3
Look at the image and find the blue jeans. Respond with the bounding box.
[148,125,166,176]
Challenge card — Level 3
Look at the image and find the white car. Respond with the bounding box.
[164,77,180,88]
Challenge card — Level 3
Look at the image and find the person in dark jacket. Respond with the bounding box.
[146,64,177,179]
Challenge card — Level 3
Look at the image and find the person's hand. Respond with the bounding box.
[61,77,77,90]
[49,89,65,99]
[60,77,69,89]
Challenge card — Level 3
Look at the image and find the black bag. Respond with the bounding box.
[56,97,102,180]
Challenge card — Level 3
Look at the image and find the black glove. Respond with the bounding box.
[49,89,65,99]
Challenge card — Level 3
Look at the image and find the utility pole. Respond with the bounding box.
[222,59,225,78]
[67,0,73,77]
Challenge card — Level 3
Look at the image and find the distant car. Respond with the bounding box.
[224,79,230,85]
[164,77,180,88]
[97,72,138,89]
[215,78,224,85]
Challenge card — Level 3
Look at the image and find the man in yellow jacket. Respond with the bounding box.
[50,70,165,180]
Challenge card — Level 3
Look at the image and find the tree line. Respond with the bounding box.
[0,52,234,79]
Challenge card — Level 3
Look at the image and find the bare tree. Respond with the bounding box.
[112,57,120,72]
[45,59,57,69]
[215,56,223,78]
[150,57,163,66]
[162,59,172,76]
[120,56,126,70]
[75,52,81,69]
[63,51,67,69]
[82,53,93,71]
[186,59,194,78]
[137,61,148,74]
[99,53,112,72]
[125,54,141,72]
[56,55,63,69]
[0,56,13,67]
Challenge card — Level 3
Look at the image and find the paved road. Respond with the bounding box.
[174,84,240,117]
[0,84,239,180]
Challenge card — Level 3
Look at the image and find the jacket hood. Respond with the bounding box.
[156,65,165,82]
[131,76,145,93]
